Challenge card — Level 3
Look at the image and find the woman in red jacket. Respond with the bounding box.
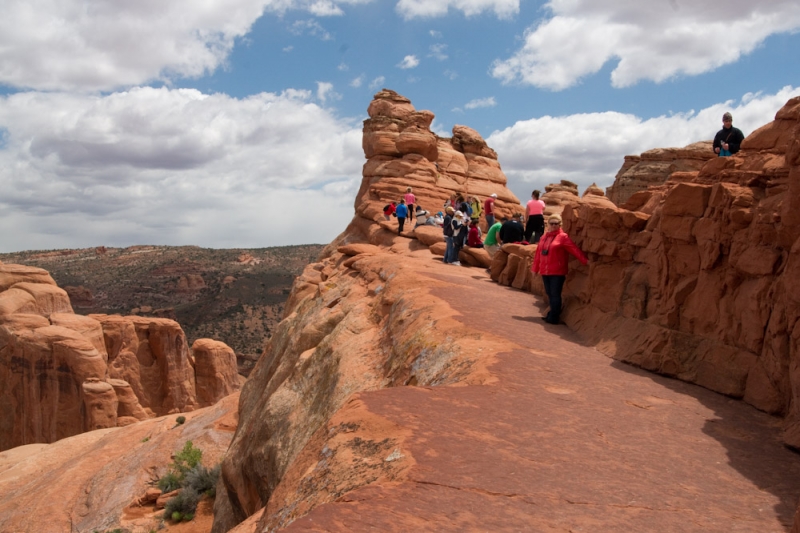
[531,214,588,324]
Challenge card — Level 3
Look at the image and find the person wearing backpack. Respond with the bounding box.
[383,202,396,220]
[395,199,409,233]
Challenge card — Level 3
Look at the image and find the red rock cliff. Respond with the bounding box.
[0,262,241,451]
[491,96,800,445]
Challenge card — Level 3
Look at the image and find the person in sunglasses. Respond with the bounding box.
[531,214,588,324]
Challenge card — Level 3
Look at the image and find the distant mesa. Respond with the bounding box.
[0,262,241,452]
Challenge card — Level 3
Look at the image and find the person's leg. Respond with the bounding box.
[486,214,495,227]
[408,204,414,220]
[444,236,454,263]
[533,215,545,244]
[524,218,535,242]
[547,275,566,323]
[398,217,405,233]
[452,242,463,264]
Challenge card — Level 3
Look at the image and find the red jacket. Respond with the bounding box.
[531,229,588,276]
[467,225,482,247]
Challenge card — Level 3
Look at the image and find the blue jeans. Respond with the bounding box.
[542,275,566,323]
[444,236,455,263]
[486,214,495,228]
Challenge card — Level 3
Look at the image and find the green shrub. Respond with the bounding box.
[175,416,186,425]
[173,441,202,476]
[156,471,181,493]
[185,464,220,497]
[165,489,200,521]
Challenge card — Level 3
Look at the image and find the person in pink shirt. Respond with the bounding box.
[404,187,416,220]
[524,190,546,243]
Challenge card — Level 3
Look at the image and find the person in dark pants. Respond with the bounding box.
[524,190,546,243]
[395,199,408,233]
[531,214,588,324]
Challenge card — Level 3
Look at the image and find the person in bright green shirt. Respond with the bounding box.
[483,218,504,257]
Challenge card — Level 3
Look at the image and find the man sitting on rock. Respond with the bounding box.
[713,112,745,156]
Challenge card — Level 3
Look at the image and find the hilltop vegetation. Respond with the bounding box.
[0,244,323,374]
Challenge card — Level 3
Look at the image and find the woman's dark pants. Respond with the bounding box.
[525,214,545,243]
[542,275,566,324]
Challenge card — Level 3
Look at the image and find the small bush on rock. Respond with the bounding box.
[185,464,221,498]
[165,489,199,522]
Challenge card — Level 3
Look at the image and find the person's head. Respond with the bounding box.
[416,205,424,212]
[437,211,443,217]
[499,216,509,223]
[491,193,498,199]
[512,212,522,221]
[391,201,396,206]
[547,214,562,232]
[532,189,540,200]
[455,210,464,217]
[722,112,733,128]
[470,219,478,226]
[400,198,405,204]
[446,206,455,215]
[407,186,412,193]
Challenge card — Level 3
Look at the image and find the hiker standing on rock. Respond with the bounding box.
[450,210,468,266]
[713,112,745,156]
[484,193,497,227]
[405,187,416,220]
[396,199,409,233]
[531,214,588,325]
[443,207,456,263]
[524,190,546,244]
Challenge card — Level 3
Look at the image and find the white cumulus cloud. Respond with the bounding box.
[396,0,519,19]
[397,55,420,69]
[465,97,496,109]
[369,76,386,90]
[487,86,800,200]
[0,87,364,251]
[492,0,800,90]
[0,0,376,92]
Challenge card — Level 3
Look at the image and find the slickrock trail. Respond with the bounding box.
[281,256,800,532]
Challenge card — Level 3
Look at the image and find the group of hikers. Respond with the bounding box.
[380,112,741,324]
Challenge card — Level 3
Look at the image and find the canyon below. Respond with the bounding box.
[2,89,800,533]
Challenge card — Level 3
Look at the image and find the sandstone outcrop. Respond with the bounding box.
[0,264,240,451]
[211,91,800,533]
[606,141,716,205]
[490,96,800,446]
[0,392,238,533]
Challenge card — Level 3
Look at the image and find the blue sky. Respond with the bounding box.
[1,0,799,252]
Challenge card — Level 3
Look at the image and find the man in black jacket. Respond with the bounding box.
[499,212,525,244]
[713,112,745,156]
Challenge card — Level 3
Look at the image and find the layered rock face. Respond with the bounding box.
[354,89,521,235]
[606,141,716,205]
[212,91,521,532]
[491,96,800,445]
[0,263,240,451]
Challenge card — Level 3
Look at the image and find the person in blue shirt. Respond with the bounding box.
[395,199,409,233]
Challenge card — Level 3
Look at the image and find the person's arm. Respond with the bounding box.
[713,131,722,154]
[563,235,588,265]
[531,246,541,273]
[728,129,745,154]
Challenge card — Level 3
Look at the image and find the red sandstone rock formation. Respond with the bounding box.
[212,91,800,533]
[490,96,800,446]
[606,141,716,205]
[193,338,242,406]
[0,392,238,532]
[0,263,240,451]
